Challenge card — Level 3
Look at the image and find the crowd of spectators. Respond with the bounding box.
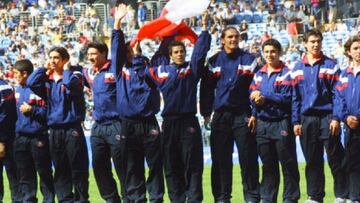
[1,0,360,126]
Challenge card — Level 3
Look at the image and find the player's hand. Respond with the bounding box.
[346,115,359,129]
[247,116,257,133]
[114,4,127,22]
[329,120,340,136]
[45,61,54,76]
[63,60,71,70]
[201,11,209,28]
[293,124,302,136]
[255,96,265,106]
[0,142,6,158]
[20,102,32,114]
[250,90,261,101]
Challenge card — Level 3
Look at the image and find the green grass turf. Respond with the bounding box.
[2,164,336,202]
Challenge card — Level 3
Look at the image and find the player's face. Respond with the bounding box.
[304,35,322,56]
[13,69,27,86]
[48,51,68,71]
[87,47,106,69]
[170,46,186,65]
[222,29,240,51]
[263,45,281,66]
[348,41,360,64]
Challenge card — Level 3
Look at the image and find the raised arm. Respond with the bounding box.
[190,14,212,79]
[110,4,127,76]
[150,36,174,67]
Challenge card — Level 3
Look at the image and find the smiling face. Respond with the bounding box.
[263,45,281,67]
[87,47,107,69]
[221,28,240,53]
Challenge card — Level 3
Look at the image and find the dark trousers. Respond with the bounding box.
[344,125,360,201]
[0,137,21,203]
[49,124,89,203]
[90,120,125,203]
[300,115,347,202]
[121,116,164,203]
[256,119,300,203]
[210,112,259,203]
[162,115,203,203]
[13,133,55,203]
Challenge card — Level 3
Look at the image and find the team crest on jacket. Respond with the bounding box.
[105,73,116,83]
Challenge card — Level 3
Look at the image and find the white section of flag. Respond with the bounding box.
[164,0,210,23]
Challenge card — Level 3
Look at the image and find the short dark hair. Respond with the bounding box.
[262,38,282,54]
[168,41,186,55]
[14,59,34,74]
[220,26,239,39]
[48,46,70,61]
[87,41,109,57]
[303,29,323,42]
[344,35,360,60]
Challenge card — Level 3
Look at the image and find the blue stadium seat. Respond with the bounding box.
[243,12,253,23]
[1,38,11,49]
[234,13,244,24]
[252,12,263,23]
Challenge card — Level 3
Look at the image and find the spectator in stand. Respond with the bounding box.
[125,5,136,34]
[7,15,18,32]
[297,4,310,32]
[79,33,89,45]
[310,0,321,22]
[137,0,146,28]
[55,4,65,18]
[229,0,240,13]
[328,0,337,24]
[89,13,100,34]
[50,15,62,32]
[29,3,41,19]
[42,14,52,32]
[239,20,248,42]
[64,15,76,34]
[275,4,287,31]
[268,2,277,19]
[261,31,272,44]
[286,5,299,45]
[8,3,19,17]
[78,13,90,31]
[38,0,48,10]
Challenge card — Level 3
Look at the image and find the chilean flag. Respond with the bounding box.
[136,0,210,44]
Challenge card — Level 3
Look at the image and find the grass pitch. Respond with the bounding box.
[2,164,335,202]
